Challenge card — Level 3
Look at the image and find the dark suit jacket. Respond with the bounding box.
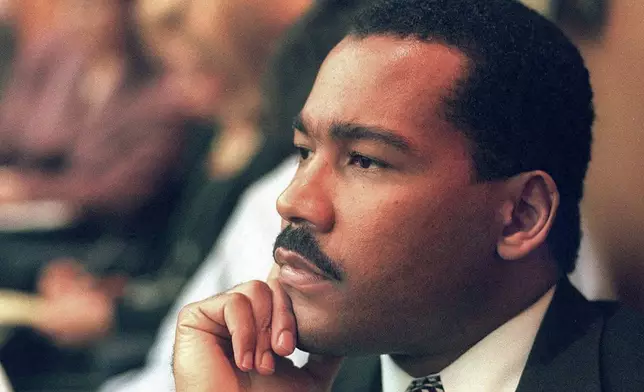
[332,279,644,391]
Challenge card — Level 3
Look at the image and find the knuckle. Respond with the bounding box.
[227,292,251,308]
[176,302,200,323]
[244,280,271,298]
[176,292,226,324]
[230,322,255,339]
[257,315,272,334]
[177,304,195,326]
[234,282,274,332]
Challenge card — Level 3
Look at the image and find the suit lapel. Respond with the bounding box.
[516,279,604,392]
[332,355,382,392]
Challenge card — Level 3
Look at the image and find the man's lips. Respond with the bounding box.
[274,247,335,282]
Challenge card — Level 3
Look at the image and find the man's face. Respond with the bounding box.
[275,36,509,357]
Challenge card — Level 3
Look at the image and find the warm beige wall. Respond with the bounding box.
[574,0,644,307]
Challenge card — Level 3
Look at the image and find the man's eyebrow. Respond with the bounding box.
[292,113,308,135]
[330,122,414,153]
[292,115,415,153]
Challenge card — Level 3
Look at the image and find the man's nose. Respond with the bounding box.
[276,159,334,233]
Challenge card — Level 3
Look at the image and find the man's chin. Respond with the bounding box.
[296,341,348,357]
[290,304,366,356]
[295,329,380,357]
[295,331,350,357]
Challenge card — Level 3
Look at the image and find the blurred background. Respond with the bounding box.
[0,0,641,391]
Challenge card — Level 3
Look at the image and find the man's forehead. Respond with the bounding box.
[298,35,467,142]
[327,35,466,80]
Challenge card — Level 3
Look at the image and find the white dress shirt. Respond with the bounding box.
[0,365,12,392]
[381,286,555,392]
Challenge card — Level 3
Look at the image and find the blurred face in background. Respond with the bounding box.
[184,0,312,88]
[135,0,222,118]
[135,0,312,119]
[55,0,124,53]
[0,0,12,20]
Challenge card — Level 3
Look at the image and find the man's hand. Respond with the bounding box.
[34,259,125,346]
[173,279,343,392]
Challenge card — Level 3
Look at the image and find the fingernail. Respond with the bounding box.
[242,351,253,371]
[260,351,274,373]
[278,330,294,352]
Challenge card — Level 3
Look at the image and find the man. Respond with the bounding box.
[172,0,644,391]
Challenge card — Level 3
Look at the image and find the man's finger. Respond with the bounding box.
[175,293,256,372]
[173,297,240,392]
[266,266,298,357]
[229,281,276,375]
[222,293,259,371]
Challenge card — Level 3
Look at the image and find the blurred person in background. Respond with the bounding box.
[10,0,61,48]
[555,0,644,308]
[520,0,615,304]
[0,1,16,91]
[0,0,187,290]
[0,0,312,389]
[0,0,206,389]
[518,0,644,306]
[0,0,190,225]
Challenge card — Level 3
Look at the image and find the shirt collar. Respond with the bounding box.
[381,286,556,392]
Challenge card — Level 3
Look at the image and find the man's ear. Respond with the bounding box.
[497,171,559,261]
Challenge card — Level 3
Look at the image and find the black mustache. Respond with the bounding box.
[273,225,344,281]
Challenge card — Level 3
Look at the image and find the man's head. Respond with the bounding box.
[274,0,593,359]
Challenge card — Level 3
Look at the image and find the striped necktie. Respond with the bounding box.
[405,374,445,392]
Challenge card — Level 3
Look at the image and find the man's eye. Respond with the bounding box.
[348,153,388,169]
[297,146,311,161]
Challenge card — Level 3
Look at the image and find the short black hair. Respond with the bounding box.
[351,0,594,273]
